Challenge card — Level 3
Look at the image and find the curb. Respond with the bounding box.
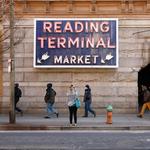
[0,124,150,131]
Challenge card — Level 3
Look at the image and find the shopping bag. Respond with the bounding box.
[75,98,81,108]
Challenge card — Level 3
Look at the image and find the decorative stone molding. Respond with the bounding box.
[68,0,73,13]
[147,0,150,11]
[45,1,51,13]
[14,0,150,17]
[91,0,96,13]
[121,0,126,13]
[128,0,133,13]
[22,0,28,13]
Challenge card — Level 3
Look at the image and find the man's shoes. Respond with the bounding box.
[137,114,143,118]
[56,113,59,118]
[94,112,96,117]
[20,111,23,116]
[44,116,50,119]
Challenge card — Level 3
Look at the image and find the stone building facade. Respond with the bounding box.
[1,0,150,115]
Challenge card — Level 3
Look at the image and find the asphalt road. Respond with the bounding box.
[0,130,150,150]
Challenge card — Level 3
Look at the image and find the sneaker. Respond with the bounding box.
[20,111,23,116]
[82,116,88,117]
[94,112,96,118]
[74,124,77,127]
[69,124,73,127]
[44,116,50,119]
[137,114,143,118]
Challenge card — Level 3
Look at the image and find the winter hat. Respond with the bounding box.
[85,84,89,88]
[47,83,52,88]
[15,83,19,88]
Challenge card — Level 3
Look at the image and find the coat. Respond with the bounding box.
[44,87,56,104]
[83,88,92,102]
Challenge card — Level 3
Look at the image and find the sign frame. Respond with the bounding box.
[34,18,118,68]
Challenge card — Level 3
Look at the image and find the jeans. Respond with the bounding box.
[69,105,77,124]
[84,101,95,117]
[15,99,22,113]
[15,106,22,113]
[46,102,57,117]
[139,102,150,116]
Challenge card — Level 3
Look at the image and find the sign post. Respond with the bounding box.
[9,0,15,123]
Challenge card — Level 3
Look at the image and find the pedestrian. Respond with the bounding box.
[137,85,150,118]
[44,83,59,118]
[67,84,78,126]
[14,83,23,116]
[82,84,96,117]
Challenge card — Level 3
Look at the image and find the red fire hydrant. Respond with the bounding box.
[106,105,113,124]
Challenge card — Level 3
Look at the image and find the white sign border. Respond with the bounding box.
[33,18,118,68]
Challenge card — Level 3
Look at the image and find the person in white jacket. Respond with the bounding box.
[67,84,78,126]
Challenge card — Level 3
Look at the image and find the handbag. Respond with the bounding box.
[75,98,81,108]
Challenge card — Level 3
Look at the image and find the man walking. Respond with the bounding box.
[44,83,59,118]
[14,83,23,116]
[83,84,96,117]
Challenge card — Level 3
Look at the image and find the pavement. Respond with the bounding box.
[0,113,150,131]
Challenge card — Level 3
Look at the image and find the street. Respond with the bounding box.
[0,130,150,150]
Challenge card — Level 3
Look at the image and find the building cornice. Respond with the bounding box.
[14,0,150,18]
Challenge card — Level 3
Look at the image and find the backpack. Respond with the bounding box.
[15,88,22,98]
[44,89,56,104]
[44,92,50,103]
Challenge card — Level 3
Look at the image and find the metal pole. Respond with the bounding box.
[9,0,15,123]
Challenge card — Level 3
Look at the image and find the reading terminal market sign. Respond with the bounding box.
[34,18,118,68]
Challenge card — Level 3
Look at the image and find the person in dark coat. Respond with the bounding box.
[14,83,23,116]
[82,85,96,117]
[44,83,59,118]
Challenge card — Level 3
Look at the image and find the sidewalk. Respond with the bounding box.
[0,114,150,130]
